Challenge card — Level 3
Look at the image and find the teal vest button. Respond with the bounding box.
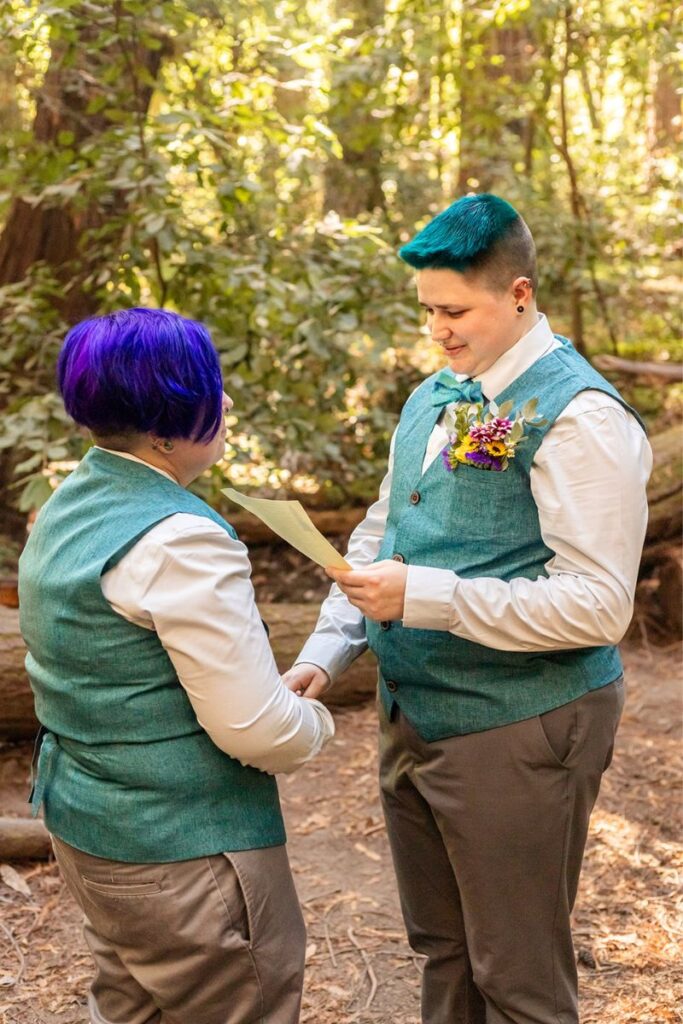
[409,490,421,505]
[392,553,405,563]
[386,680,398,692]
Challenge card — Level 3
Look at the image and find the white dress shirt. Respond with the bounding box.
[98,450,334,775]
[296,315,652,682]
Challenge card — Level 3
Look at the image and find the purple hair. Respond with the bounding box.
[57,308,224,442]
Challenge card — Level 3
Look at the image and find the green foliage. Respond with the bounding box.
[0,0,679,513]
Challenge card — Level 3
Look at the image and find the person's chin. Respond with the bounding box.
[445,345,470,371]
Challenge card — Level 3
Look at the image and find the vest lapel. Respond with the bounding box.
[398,388,444,487]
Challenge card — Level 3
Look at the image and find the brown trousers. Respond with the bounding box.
[379,679,624,1024]
[51,837,306,1024]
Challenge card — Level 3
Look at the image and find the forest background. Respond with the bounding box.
[0,4,680,1019]
[0,0,680,541]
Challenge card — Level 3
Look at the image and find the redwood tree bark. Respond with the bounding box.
[458,22,536,192]
[0,6,166,322]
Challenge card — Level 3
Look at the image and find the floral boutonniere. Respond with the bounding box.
[441,398,547,473]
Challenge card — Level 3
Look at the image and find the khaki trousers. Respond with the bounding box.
[379,679,624,1024]
[51,837,306,1024]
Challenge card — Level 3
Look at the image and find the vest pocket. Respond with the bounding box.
[446,466,523,541]
[451,465,520,488]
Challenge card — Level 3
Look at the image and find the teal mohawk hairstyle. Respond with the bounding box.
[399,194,520,272]
[398,193,538,292]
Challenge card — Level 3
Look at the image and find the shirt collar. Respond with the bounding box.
[94,446,178,484]
[453,314,558,400]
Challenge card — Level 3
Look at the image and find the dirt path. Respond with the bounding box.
[1,644,681,1024]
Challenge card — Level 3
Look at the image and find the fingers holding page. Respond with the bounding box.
[325,561,408,621]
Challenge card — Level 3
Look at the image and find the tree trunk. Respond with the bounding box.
[323,0,386,216]
[652,65,681,151]
[555,3,618,356]
[458,21,536,192]
[0,6,170,531]
[0,6,166,322]
[456,6,484,193]
[0,50,21,136]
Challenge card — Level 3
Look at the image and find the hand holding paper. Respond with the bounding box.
[326,560,408,621]
[222,488,351,571]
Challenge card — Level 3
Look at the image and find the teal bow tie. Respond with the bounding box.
[431,371,483,408]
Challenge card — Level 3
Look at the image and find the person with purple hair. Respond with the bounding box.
[285,194,651,1022]
[19,307,334,1024]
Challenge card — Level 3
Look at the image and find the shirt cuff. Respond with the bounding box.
[402,565,458,632]
[295,636,356,685]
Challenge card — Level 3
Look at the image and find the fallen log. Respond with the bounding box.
[224,507,366,544]
[259,604,377,708]
[0,608,37,739]
[647,425,682,544]
[0,577,18,609]
[633,542,683,642]
[0,816,51,860]
[0,604,378,740]
[15,508,364,563]
[0,422,679,736]
[593,354,683,381]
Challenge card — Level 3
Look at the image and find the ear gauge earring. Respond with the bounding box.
[516,305,525,313]
[152,439,175,453]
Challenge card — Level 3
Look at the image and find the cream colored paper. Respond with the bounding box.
[222,488,351,570]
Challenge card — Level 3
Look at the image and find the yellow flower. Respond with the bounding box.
[454,434,478,462]
[485,440,508,457]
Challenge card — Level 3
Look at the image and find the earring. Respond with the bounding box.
[152,438,175,453]
[516,305,525,313]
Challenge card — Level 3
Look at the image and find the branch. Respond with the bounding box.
[593,354,683,380]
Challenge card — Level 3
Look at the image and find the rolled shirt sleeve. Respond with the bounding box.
[101,514,334,774]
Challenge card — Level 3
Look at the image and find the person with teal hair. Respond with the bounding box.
[286,194,651,1022]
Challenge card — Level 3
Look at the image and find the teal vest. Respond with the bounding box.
[18,448,285,862]
[367,339,645,741]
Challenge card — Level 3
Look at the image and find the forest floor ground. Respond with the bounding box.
[0,642,681,1024]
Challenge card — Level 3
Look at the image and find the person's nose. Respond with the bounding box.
[222,392,234,412]
[430,313,453,343]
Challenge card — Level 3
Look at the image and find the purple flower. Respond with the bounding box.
[441,446,457,471]
[465,450,504,471]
